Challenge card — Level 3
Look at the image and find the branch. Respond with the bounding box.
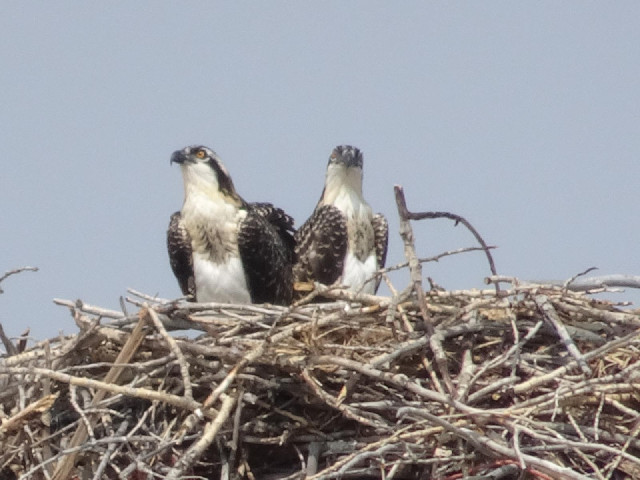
[562,274,640,292]
[0,266,38,294]
[394,186,499,298]
[394,185,433,335]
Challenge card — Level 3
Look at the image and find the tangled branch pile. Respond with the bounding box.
[1,279,639,480]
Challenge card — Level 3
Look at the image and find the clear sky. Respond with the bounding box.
[2,3,639,343]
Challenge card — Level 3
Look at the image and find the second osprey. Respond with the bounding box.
[294,145,388,294]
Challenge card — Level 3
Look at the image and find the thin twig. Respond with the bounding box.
[0,266,39,294]
[165,393,237,480]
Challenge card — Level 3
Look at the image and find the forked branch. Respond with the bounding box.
[394,185,498,294]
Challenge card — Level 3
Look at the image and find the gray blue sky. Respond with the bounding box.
[2,3,639,343]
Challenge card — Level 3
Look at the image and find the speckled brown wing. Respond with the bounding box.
[249,202,296,265]
[372,213,389,292]
[294,204,348,287]
[167,211,195,299]
[238,205,295,306]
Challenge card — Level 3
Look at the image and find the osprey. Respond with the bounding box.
[167,145,295,305]
[294,145,388,295]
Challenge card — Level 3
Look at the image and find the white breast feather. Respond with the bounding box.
[342,252,378,294]
[181,186,251,303]
[326,182,377,293]
[193,254,251,303]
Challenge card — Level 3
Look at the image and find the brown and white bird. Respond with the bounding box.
[294,145,388,295]
[167,145,295,305]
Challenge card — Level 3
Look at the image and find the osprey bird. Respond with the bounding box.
[294,145,388,295]
[167,145,295,305]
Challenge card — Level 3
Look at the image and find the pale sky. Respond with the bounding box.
[2,2,639,343]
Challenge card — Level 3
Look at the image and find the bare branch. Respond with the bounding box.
[392,189,498,286]
[0,265,38,294]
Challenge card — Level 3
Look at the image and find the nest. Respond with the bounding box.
[1,279,639,480]
[2,188,640,479]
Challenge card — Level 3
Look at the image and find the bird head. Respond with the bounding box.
[171,145,238,199]
[322,145,365,202]
[328,145,364,169]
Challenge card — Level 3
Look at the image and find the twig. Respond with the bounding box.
[91,419,130,480]
[0,323,17,356]
[146,306,193,401]
[563,274,640,292]
[534,295,592,376]
[165,393,237,480]
[0,266,38,294]
[563,267,599,290]
[51,313,148,480]
[392,188,498,287]
[394,186,433,333]
[380,246,497,275]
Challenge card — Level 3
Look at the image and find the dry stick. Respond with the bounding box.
[228,388,244,476]
[127,287,171,304]
[309,355,485,416]
[562,274,640,291]
[20,434,157,480]
[146,306,193,401]
[380,246,497,275]
[394,185,458,397]
[69,384,94,439]
[393,188,498,290]
[0,266,39,294]
[53,298,129,320]
[463,317,543,404]
[511,365,640,415]
[455,349,474,400]
[339,331,429,404]
[0,370,210,415]
[393,185,433,336]
[428,329,454,394]
[0,322,17,356]
[91,419,130,480]
[306,441,322,477]
[514,423,640,470]
[604,416,640,480]
[177,304,299,436]
[310,283,391,307]
[165,393,237,480]
[400,408,593,480]
[307,424,428,480]
[0,393,58,435]
[301,369,388,429]
[534,295,592,376]
[0,267,38,354]
[511,326,640,398]
[51,311,148,480]
[563,266,599,290]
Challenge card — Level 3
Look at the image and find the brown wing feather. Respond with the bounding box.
[249,202,296,264]
[167,211,195,298]
[238,205,295,305]
[372,213,389,292]
[294,205,348,287]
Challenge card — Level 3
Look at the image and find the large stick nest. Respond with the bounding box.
[2,187,640,479]
[1,280,639,480]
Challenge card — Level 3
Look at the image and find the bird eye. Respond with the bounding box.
[195,150,206,159]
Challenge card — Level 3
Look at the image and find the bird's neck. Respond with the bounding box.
[321,167,364,207]
[320,169,371,221]
[181,164,242,209]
